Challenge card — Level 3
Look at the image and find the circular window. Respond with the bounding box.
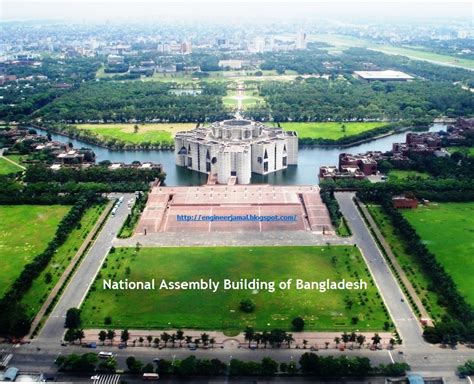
[211,157,217,164]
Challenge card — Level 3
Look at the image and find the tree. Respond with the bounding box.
[160,332,171,347]
[176,329,184,347]
[121,329,130,346]
[261,331,270,348]
[64,328,77,344]
[138,336,144,346]
[239,298,256,313]
[106,329,116,346]
[200,333,209,346]
[126,356,143,373]
[389,338,396,349]
[98,330,107,345]
[341,332,350,347]
[75,329,85,345]
[291,316,305,331]
[457,360,474,378]
[260,357,278,376]
[372,333,382,346]
[55,353,98,372]
[285,333,295,348]
[134,124,139,133]
[98,357,117,373]
[350,331,357,347]
[142,363,154,373]
[270,329,286,348]
[170,334,176,347]
[244,326,254,348]
[303,339,308,349]
[185,335,193,347]
[153,337,160,348]
[147,335,153,347]
[334,336,341,348]
[356,334,366,349]
[65,308,81,329]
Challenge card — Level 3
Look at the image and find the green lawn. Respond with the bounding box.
[0,205,70,298]
[447,146,474,157]
[5,154,26,165]
[81,246,390,332]
[20,203,106,317]
[73,123,197,145]
[388,170,430,180]
[309,34,474,70]
[366,206,445,320]
[403,202,474,306]
[278,122,390,140]
[222,90,264,109]
[0,156,23,175]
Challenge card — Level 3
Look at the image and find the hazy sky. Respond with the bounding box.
[1,1,472,23]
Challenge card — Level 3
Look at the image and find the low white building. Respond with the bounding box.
[175,119,298,184]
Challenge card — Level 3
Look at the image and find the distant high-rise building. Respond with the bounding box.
[295,30,307,50]
[182,41,192,54]
[252,37,266,53]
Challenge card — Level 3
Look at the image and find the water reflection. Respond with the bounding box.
[34,124,446,186]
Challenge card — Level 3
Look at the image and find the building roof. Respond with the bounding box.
[4,367,19,381]
[354,70,414,80]
[407,374,425,384]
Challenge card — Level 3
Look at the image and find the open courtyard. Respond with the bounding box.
[80,246,391,333]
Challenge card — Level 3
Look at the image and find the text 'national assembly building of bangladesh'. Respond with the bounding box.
[175,119,298,184]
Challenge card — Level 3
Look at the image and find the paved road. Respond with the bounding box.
[335,192,424,348]
[35,194,134,345]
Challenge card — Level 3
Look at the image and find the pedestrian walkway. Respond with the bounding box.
[92,374,120,384]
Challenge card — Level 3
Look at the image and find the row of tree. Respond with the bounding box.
[56,351,410,378]
[243,326,392,350]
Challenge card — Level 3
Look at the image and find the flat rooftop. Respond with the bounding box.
[136,184,333,234]
[354,70,414,80]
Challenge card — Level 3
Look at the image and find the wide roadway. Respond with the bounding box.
[34,193,135,346]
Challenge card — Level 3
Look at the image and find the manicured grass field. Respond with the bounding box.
[222,90,264,109]
[0,205,70,298]
[388,170,430,180]
[310,34,474,70]
[74,123,197,145]
[278,122,390,140]
[403,202,474,306]
[20,203,106,317]
[81,246,390,332]
[366,206,445,320]
[0,156,23,175]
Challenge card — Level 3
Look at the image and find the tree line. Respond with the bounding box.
[55,351,410,378]
[36,81,233,123]
[244,77,473,122]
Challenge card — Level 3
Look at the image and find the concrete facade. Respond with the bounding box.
[175,119,298,184]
